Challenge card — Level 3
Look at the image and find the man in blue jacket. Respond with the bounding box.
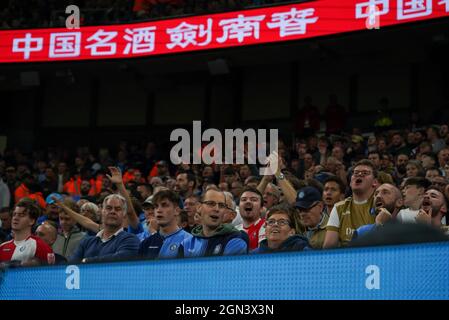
[138,189,192,259]
[179,188,248,258]
[69,194,139,264]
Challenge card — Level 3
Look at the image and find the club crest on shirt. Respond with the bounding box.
[170,244,178,251]
[213,244,222,255]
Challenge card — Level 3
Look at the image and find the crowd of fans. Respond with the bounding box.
[1,121,449,267]
[0,0,295,29]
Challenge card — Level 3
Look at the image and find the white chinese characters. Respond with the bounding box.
[12,33,43,60]
[439,0,449,12]
[267,8,318,37]
[217,14,266,43]
[356,0,390,20]
[355,0,443,22]
[167,19,212,49]
[85,29,118,56]
[124,27,157,54]
[397,0,432,20]
[49,32,81,58]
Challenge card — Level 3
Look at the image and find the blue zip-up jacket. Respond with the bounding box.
[138,228,192,259]
[179,224,248,258]
[69,230,139,263]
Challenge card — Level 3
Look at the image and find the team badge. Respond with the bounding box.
[213,244,222,255]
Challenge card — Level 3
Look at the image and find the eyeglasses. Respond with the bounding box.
[353,170,372,177]
[266,219,291,227]
[201,200,227,209]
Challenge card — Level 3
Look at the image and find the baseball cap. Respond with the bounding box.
[142,196,154,208]
[295,187,322,209]
[46,193,63,205]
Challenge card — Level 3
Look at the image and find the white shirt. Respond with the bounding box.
[397,208,420,223]
[96,228,123,243]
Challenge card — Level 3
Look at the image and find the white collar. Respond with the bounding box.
[96,228,123,243]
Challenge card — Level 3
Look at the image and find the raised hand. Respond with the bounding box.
[51,195,64,207]
[375,208,392,226]
[106,166,123,185]
[416,208,432,225]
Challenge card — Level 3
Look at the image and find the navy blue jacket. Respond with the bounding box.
[139,228,192,259]
[69,230,139,263]
[252,235,310,254]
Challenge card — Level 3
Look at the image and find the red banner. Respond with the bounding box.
[1,0,448,63]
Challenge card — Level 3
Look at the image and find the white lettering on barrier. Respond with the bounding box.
[365,265,380,290]
[65,265,80,290]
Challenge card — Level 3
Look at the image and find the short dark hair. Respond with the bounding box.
[201,188,225,202]
[421,152,437,163]
[177,171,197,189]
[367,150,380,158]
[245,176,261,185]
[404,177,432,190]
[137,183,153,193]
[266,204,296,228]
[240,186,263,206]
[354,159,378,178]
[15,198,41,223]
[323,175,346,194]
[426,167,442,176]
[152,190,180,208]
[427,186,449,215]
[185,194,201,203]
[0,207,11,215]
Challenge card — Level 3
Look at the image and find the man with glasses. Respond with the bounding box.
[252,204,309,253]
[295,187,328,249]
[138,190,192,259]
[324,159,378,248]
[179,189,248,258]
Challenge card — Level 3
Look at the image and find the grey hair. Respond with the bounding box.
[103,194,127,215]
[81,202,99,214]
[223,191,236,211]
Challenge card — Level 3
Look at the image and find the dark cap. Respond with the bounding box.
[295,187,322,209]
[142,196,154,208]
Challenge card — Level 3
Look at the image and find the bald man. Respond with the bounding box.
[36,223,67,264]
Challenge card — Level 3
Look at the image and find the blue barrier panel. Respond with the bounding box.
[1,241,448,300]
